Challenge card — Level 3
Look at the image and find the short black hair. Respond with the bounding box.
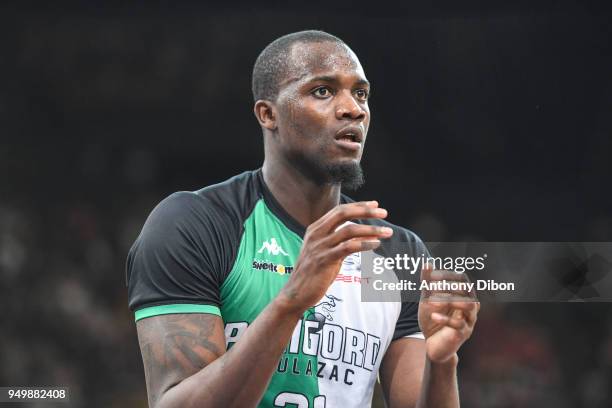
[252,30,346,102]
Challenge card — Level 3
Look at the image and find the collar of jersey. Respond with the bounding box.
[255,168,352,239]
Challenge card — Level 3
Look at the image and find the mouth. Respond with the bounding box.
[334,127,363,152]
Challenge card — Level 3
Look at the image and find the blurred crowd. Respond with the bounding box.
[0,199,147,406]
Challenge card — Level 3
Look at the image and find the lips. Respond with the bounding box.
[334,126,364,152]
[335,126,364,143]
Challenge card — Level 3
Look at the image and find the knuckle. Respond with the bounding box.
[337,241,350,253]
[345,241,359,253]
[345,224,360,235]
[345,240,358,250]
[304,225,316,238]
[368,225,381,235]
[338,207,349,218]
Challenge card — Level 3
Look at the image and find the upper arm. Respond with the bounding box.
[136,313,226,408]
[379,337,426,408]
[126,193,240,406]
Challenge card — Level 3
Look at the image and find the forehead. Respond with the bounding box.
[284,41,366,84]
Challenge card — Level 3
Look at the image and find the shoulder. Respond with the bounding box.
[193,169,262,220]
[145,169,262,232]
[126,171,263,311]
[130,169,264,267]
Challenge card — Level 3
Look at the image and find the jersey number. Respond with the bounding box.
[273,392,326,408]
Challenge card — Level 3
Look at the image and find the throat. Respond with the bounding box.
[262,162,341,227]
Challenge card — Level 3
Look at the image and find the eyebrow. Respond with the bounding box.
[308,75,371,87]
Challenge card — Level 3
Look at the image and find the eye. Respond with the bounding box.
[355,89,370,101]
[312,86,333,98]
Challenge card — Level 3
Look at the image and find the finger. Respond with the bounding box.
[325,223,393,248]
[427,299,478,313]
[421,285,477,302]
[428,301,479,329]
[450,301,478,327]
[425,293,467,303]
[426,288,471,299]
[326,238,382,260]
[451,308,464,321]
[468,285,479,302]
[450,300,479,312]
[311,202,388,235]
[462,301,480,326]
[422,268,475,300]
[310,201,378,230]
[431,312,467,331]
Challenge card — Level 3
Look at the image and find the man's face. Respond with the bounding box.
[273,41,371,189]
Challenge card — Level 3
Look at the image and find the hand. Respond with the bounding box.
[279,201,393,314]
[418,264,480,363]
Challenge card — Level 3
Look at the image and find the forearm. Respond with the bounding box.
[158,296,304,408]
[416,354,460,408]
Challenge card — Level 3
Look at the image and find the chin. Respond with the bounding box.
[324,161,365,191]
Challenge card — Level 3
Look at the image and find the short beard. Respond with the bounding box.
[324,161,365,191]
[286,148,365,191]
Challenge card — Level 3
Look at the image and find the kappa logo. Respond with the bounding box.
[258,238,289,256]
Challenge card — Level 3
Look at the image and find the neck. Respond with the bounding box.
[262,158,341,228]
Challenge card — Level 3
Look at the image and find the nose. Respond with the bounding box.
[335,91,367,121]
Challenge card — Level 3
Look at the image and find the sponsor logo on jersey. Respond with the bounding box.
[257,237,289,256]
[335,252,368,284]
[252,259,294,275]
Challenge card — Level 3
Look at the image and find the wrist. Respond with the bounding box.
[428,353,459,369]
[273,290,308,319]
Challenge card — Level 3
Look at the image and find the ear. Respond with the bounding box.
[253,100,277,130]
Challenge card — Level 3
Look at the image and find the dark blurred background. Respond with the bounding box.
[1,1,612,407]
